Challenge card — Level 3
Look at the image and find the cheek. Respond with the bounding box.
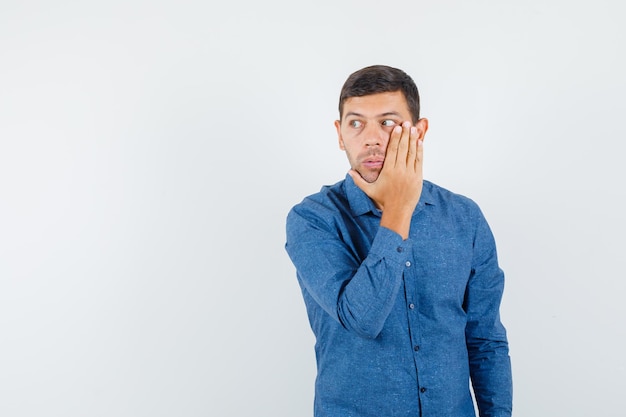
[339,132,359,149]
[381,125,395,136]
[378,128,393,146]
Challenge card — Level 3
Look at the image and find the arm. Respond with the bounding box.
[464,210,513,416]
[350,121,425,239]
[286,204,410,339]
[285,121,424,338]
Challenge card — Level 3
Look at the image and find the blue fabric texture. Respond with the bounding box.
[285,174,512,417]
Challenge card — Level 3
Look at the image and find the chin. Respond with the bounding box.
[358,171,380,184]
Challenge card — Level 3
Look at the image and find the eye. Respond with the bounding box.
[381,119,397,127]
[349,120,363,128]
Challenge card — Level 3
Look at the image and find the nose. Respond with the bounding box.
[363,123,386,147]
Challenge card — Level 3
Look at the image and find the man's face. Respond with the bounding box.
[335,91,415,183]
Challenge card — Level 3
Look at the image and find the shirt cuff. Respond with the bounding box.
[369,226,413,265]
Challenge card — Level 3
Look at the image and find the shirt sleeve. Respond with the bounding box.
[285,201,411,339]
[464,208,513,417]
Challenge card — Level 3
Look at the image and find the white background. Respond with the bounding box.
[1,1,625,416]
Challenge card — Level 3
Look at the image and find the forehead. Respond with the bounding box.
[343,91,410,118]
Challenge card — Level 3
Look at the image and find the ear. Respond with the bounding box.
[334,120,345,150]
[416,118,429,141]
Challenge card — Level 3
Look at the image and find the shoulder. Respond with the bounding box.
[286,179,349,229]
[422,180,486,222]
[292,178,347,209]
[424,180,479,208]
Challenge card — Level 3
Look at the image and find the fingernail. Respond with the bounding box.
[411,126,417,135]
[394,126,402,133]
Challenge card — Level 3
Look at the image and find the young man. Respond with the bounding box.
[285,65,512,417]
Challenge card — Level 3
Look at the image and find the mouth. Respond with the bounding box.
[361,156,384,169]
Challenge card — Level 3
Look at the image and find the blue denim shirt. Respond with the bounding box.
[285,175,512,417]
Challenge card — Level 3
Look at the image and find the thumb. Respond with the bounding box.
[348,169,370,192]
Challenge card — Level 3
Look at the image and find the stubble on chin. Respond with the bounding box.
[355,168,380,184]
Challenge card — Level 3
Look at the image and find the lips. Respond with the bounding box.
[362,157,384,169]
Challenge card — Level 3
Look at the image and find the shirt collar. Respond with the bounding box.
[344,173,436,217]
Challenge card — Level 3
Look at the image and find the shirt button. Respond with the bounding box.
[413,345,420,352]
[420,387,427,393]
[396,247,403,253]
[409,303,415,309]
[405,261,411,267]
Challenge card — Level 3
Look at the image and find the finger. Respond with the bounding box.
[415,139,424,172]
[407,125,418,167]
[384,125,402,169]
[395,121,412,168]
[413,120,427,171]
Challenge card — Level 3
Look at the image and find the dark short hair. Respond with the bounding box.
[338,65,421,123]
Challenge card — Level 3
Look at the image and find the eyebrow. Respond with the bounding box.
[344,111,403,118]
